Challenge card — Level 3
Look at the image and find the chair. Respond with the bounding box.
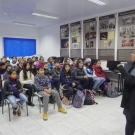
[1,81,29,121]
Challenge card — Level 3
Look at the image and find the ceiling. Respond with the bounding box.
[0,0,135,28]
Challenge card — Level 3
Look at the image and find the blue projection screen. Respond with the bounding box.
[3,37,36,57]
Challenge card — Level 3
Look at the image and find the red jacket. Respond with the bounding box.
[92,65,106,79]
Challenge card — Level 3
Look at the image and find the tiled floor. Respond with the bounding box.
[0,96,126,135]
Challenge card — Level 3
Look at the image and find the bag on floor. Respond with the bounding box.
[83,89,98,105]
[106,82,118,98]
[72,90,85,108]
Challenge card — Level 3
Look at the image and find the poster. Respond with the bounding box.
[90,21,96,31]
[61,27,69,37]
[77,37,81,43]
[100,21,109,31]
[109,19,115,30]
[108,31,114,40]
[104,40,112,47]
[72,37,77,43]
[123,16,135,25]
[73,43,79,49]
[71,25,81,37]
[61,39,69,48]
[90,41,94,48]
[122,39,134,47]
[100,32,108,40]
[90,32,96,39]
[85,33,89,41]
[86,41,89,48]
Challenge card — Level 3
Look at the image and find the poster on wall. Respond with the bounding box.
[98,14,116,60]
[118,9,135,61]
[61,39,69,48]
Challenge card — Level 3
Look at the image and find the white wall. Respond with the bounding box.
[39,24,60,60]
[0,23,39,58]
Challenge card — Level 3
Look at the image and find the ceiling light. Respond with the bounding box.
[14,22,35,27]
[88,0,106,5]
[32,11,58,19]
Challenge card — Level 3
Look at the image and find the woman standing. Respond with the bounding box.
[118,50,135,135]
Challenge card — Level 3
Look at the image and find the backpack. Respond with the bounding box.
[83,89,98,105]
[72,90,85,108]
[106,82,118,98]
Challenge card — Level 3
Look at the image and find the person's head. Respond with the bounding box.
[0,62,6,70]
[18,58,22,63]
[1,57,6,63]
[73,58,78,66]
[37,66,44,76]
[85,58,91,66]
[39,56,44,64]
[131,50,135,62]
[8,69,17,79]
[77,60,84,68]
[35,57,38,62]
[62,63,71,73]
[2,56,7,60]
[32,56,35,62]
[22,57,27,62]
[27,58,32,62]
[95,60,101,67]
[6,65,12,72]
[12,56,17,63]
[64,58,70,64]
[54,60,60,68]
[5,60,10,65]
[44,62,48,70]
[23,62,31,70]
[23,62,32,80]
[19,60,24,67]
[48,57,53,63]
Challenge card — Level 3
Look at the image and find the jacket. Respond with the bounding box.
[19,70,34,85]
[3,71,9,81]
[118,64,135,122]
[83,66,96,78]
[48,62,54,71]
[92,65,106,79]
[34,74,52,92]
[4,79,22,96]
[60,71,75,86]
[36,61,44,67]
[52,67,61,78]
[73,67,86,80]
[44,69,52,77]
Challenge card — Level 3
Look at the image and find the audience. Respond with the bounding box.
[4,69,27,116]
[34,66,67,120]
[3,65,12,81]
[19,62,36,106]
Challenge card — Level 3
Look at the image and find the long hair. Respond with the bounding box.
[8,69,22,89]
[85,62,93,71]
[61,63,72,80]
[23,62,32,80]
[76,60,83,68]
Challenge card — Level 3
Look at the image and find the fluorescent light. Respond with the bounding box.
[32,11,58,19]
[14,22,35,27]
[88,0,106,5]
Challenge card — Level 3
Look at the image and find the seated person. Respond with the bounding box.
[5,60,10,65]
[71,58,78,69]
[52,60,61,91]
[44,62,53,79]
[19,62,36,106]
[4,69,27,116]
[30,61,37,76]
[36,56,44,67]
[0,62,6,75]
[11,56,18,69]
[34,57,38,66]
[34,66,67,121]
[3,65,12,81]
[47,57,54,71]
[1,57,6,63]
[92,60,110,91]
[22,57,27,63]
[83,58,104,93]
[32,56,36,62]
[60,63,81,105]
[73,60,93,90]
[15,59,24,76]
[63,58,70,65]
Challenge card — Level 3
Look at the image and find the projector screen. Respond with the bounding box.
[3,37,36,57]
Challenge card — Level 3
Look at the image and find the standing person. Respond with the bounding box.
[83,58,104,93]
[3,65,12,81]
[34,66,67,120]
[4,69,27,116]
[47,57,54,71]
[36,56,44,67]
[117,50,135,135]
[19,62,36,106]
[11,56,17,68]
[73,60,93,90]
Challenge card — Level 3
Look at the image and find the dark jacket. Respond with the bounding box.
[3,71,9,81]
[44,69,52,77]
[0,69,6,75]
[73,67,86,80]
[60,71,76,86]
[118,64,135,122]
[52,67,61,78]
[4,79,22,96]
[15,65,23,75]
[34,74,52,92]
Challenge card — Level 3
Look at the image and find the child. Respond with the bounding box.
[44,63,53,79]
[36,56,44,67]
[5,60,10,65]
[11,56,17,68]
[63,58,70,65]
[73,60,93,90]
[4,69,27,116]
[19,62,36,106]
[0,62,6,75]
[60,63,80,105]
[47,57,54,71]
[22,57,27,62]
[15,59,24,75]
[83,58,104,93]
[52,60,61,91]
[71,58,78,69]
[3,65,12,81]
[34,66,67,120]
